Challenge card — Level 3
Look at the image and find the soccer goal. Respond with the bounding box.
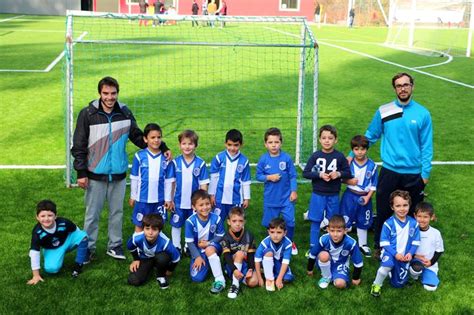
[385,0,474,57]
[64,11,318,187]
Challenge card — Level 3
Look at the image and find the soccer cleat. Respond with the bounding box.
[305,249,310,258]
[423,284,437,292]
[210,280,225,294]
[106,247,126,260]
[318,277,331,289]
[371,284,381,297]
[291,242,298,256]
[320,218,329,230]
[303,210,309,221]
[227,284,240,299]
[71,263,83,278]
[359,245,372,257]
[83,249,95,265]
[265,280,275,292]
[157,277,170,289]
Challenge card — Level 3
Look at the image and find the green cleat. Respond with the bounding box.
[210,280,225,294]
[371,284,381,297]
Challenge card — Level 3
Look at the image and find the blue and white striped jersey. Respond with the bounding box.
[309,233,363,268]
[130,148,168,203]
[166,155,209,210]
[184,212,225,249]
[255,235,293,265]
[347,158,378,193]
[209,150,251,205]
[380,216,420,256]
[127,231,180,262]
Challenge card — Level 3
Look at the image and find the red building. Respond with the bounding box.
[93,0,315,22]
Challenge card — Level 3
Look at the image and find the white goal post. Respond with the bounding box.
[64,11,319,187]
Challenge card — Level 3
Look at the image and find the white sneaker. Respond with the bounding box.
[318,277,331,289]
[303,210,309,220]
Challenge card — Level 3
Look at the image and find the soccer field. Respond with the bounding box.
[0,14,473,314]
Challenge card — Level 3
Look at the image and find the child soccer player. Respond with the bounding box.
[409,202,444,291]
[303,125,352,251]
[28,200,88,285]
[165,130,209,253]
[371,190,420,297]
[221,207,258,299]
[209,129,251,220]
[256,127,298,255]
[307,215,363,289]
[255,218,294,291]
[185,189,226,294]
[340,135,378,257]
[127,214,180,288]
[129,123,168,232]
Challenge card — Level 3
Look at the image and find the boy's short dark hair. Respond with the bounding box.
[98,76,120,93]
[36,199,57,215]
[392,72,414,88]
[389,190,412,207]
[319,125,338,138]
[415,201,434,216]
[268,217,286,231]
[142,214,164,230]
[351,135,369,149]
[328,215,346,229]
[264,127,283,142]
[228,206,245,219]
[144,123,162,137]
[191,189,211,206]
[178,129,199,147]
[225,129,243,144]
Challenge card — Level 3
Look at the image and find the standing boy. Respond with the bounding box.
[371,190,420,297]
[127,214,180,288]
[341,135,378,257]
[185,190,226,294]
[307,215,363,289]
[209,129,251,220]
[221,207,258,299]
[28,200,88,285]
[409,202,444,291]
[303,125,352,251]
[165,129,209,253]
[129,123,168,233]
[256,127,298,255]
[255,218,294,291]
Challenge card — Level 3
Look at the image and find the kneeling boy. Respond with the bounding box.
[127,214,180,288]
[307,215,363,289]
[255,218,294,291]
[221,207,258,299]
[28,200,88,285]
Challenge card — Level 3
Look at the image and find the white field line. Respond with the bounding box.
[0,31,87,73]
[265,27,473,89]
[0,15,25,23]
[1,161,473,170]
[1,29,64,33]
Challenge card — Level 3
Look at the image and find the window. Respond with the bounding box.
[280,0,299,11]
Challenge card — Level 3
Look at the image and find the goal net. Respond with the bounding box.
[64,11,318,186]
[385,0,474,57]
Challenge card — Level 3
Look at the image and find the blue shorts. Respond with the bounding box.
[340,190,373,229]
[329,261,351,283]
[308,192,340,223]
[225,259,250,283]
[169,208,193,228]
[380,251,410,288]
[412,259,440,287]
[132,201,166,227]
[262,203,295,228]
[261,248,294,282]
[189,243,223,282]
[43,229,87,274]
[213,203,239,221]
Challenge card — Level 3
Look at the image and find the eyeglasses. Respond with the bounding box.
[395,83,412,89]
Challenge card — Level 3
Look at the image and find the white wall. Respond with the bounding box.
[0,0,81,15]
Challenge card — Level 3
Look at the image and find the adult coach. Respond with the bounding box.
[359,73,433,258]
[72,76,170,261]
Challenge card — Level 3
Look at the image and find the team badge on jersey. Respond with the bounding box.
[279,161,286,171]
[210,224,216,233]
[193,167,200,177]
[161,161,168,169]
[172,213,180,223]
[382,255,389,262]
[341,249,349,257]
[409,228,415,237]
[136,213,144,222]
[52,237,60,247]
[366,171,372,179]
[237,164,244,173]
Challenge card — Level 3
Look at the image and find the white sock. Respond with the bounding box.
[318,260,332,279]
[208,253,225,283]
[262,256,274,280]
[171,227,181,249]
[232,262,242,287]
[357,228,368,246]
[374,266,391,286]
